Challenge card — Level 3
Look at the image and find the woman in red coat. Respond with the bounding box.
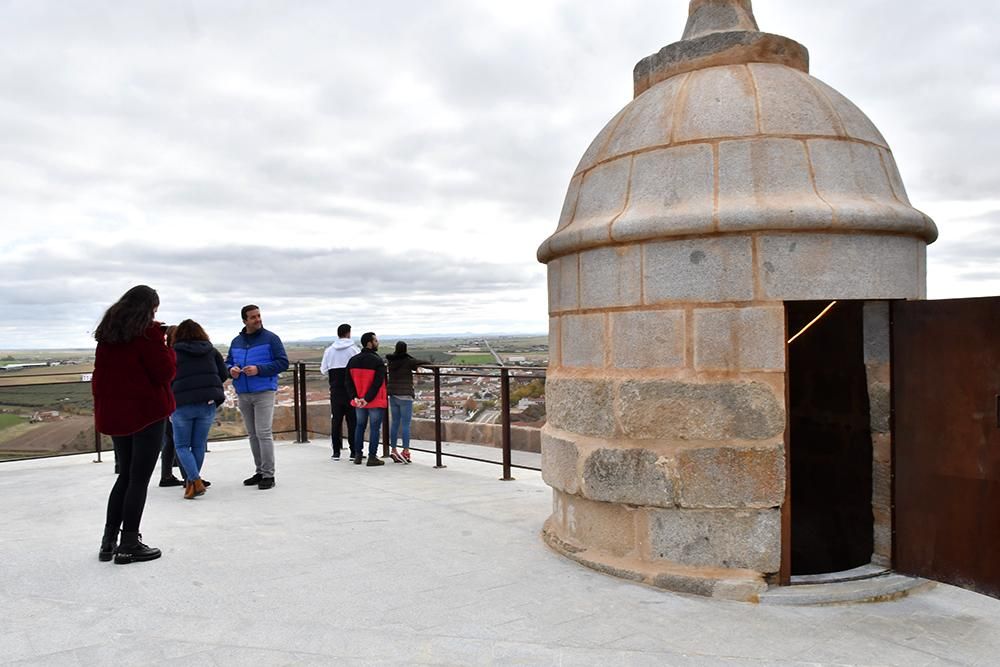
[92,285,176,564]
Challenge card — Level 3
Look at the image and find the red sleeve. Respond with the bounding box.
[138,325,177,386]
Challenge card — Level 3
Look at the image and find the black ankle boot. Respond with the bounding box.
[99,525,119,562]
[114,532,162,564]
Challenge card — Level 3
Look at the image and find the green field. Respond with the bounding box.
[446,353,497,365]
[0,413,25,430]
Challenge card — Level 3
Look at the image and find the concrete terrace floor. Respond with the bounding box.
[2,439,1000,667]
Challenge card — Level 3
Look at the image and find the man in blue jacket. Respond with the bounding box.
[226,304,289,490]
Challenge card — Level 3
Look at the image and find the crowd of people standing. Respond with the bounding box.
[91,285,427,565]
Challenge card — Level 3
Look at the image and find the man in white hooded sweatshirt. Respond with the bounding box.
[319,323,361,460]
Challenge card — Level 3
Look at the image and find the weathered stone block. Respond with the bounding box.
[677,444,785,508]
[808,139,899,225]
[546,377,616,438]
[717,138,833,231]
[644,236,754,303]
[868,381,890,434]
[560,314,605,369]
[810,78,888,148]
[604,74,684,158]
[693,306,785,371]
[757,233,924,300]
[548,316,561,368]
[552,490,637,558]
[611,144,715,242]
[611,310,685,369]
[751,63,841,136]
[618,379,785,441]
[579,246,642,309]
[878,147,913,205]
[862,301,890,364]
[556,174,583,232]
[574,105,629,175]
[548,157,630,257]
[872,432,891,465]
[646,508,781,572]
[675,65,757,142]
[581,447,676,508]
[540,430,580,495]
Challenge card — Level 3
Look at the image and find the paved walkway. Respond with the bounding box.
[2,439,999,666]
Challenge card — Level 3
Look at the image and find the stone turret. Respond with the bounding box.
[537,0,934,601]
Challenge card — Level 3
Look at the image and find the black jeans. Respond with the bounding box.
[330,395,357,457]
[160,420,177,481]
[106,419,165,533]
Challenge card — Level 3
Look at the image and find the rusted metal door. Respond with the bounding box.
[893,296,1000,598]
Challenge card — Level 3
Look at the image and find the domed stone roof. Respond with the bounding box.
[537,0,937,263]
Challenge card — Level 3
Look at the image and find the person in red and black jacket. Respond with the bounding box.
[344,331,387,467]
[92,285,176,565]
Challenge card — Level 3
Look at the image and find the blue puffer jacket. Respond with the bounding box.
[225,327,289,394]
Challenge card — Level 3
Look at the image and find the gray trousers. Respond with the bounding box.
[238,390,276,477]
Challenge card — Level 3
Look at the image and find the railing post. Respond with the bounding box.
[381,406,390,457]
[298,362,310,443]
[433,367,445,468]
[292,365,302,443]
[93,418,102,463]
[500,367,514,481]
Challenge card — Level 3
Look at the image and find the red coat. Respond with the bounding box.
[92,323,177,436]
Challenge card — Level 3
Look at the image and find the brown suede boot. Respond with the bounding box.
[184,482,196,500]
[193,479,207,497]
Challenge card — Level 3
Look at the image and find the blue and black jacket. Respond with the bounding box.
[225,327,289,394]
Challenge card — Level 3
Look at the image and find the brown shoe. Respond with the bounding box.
[184,482,196,500]
[193,479,207,497]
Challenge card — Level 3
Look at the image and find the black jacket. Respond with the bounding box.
[172,340,229,407]
[386,353,429,397]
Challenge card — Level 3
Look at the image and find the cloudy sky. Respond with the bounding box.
[1,1,998,349]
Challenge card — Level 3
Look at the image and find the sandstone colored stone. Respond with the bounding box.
[604,74,685,159]
[560,314,605,369]
[646,508,781,572]
[863,301,890,364]
[693,306,785,371]
[556,174,582,232]
[552,490,637,559]
[750,63,841,137]
[810,77,888,148]
[548,157,630,257]
[872,432,891,464]
[879,147,913,205]
[618,380,785,441]
[644,236,754,303]
[867,381,890,434]
[717,138,833,232]
[545,377,616,438]
[547,255,580,315]
[757,233,924,300]
[574,105,629,175]
[540,430,580,495]
[582,447,676,509]
[579,245,642,309]
[548,316,561,368]
[677,444,785,508]
[674,64,758,142]
[611,144,715,242]
[611,310,685,369]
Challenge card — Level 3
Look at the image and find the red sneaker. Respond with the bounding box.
[401,449,411,464]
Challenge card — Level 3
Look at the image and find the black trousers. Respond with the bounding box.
[330,395,357,457]
[106,419,165,533]
[160,420,177,480]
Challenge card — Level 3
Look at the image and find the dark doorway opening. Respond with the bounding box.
[786,300,873,575]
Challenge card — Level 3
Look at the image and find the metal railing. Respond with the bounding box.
[289,362,546,479]
[1,363,547,480]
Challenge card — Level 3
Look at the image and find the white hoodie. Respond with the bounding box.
[320,337,361,374]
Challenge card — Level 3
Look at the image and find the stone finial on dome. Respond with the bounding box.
[682,0,759,40]
[633,0,808,97]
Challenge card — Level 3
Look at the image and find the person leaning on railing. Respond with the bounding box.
[92,285,176,565]
[386,341,430,464]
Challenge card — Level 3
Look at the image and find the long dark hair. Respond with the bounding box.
[94,285,160,344]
